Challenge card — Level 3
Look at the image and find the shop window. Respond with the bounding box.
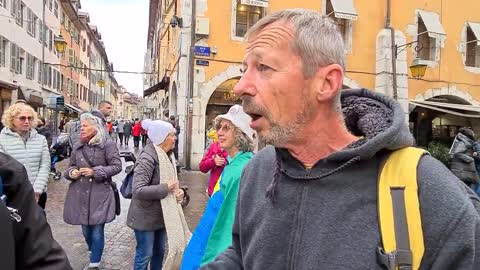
[234,3,264,38]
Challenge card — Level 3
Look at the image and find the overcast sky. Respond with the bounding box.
[80,0,148,95]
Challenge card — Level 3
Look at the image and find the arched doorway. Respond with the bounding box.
[410,94,480,147]
[205,77,242,135]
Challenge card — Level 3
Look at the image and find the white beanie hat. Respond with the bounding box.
[141,119,174,145]
[216,105,256,141]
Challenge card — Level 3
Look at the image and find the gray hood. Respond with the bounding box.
[267,88,415,199]
[329,88,414,161]
[90,110,107,124]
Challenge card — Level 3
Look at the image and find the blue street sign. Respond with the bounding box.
[194,46,211,56]
[196,60,209,66]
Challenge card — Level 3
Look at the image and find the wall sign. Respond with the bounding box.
[196,60,209,66]
[194,46,211,56]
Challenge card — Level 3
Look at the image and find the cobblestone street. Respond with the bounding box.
[46,142,209,270]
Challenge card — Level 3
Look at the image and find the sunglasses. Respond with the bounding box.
[16,116,34,122]
[217,124,232,132]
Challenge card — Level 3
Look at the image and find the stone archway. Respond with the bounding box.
[413,86,479,105]
[411,86,480,147]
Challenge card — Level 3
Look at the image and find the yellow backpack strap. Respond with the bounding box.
[377,147,427,270]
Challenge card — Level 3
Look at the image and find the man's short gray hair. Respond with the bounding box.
[245,8,345,78]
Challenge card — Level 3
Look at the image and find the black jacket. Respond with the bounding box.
[0,152,72,270]
[449,133,478,183]
[37,126,53,148]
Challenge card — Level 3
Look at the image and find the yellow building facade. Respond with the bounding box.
[145,0,480,168]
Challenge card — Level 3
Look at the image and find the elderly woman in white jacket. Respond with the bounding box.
[0,102,50,208]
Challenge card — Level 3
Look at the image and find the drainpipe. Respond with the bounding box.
[386,0,398,100]
[185,0,196,170]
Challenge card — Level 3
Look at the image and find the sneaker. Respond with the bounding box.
[84,262,101,270]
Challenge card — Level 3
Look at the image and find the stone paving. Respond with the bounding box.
[46,142,209,270]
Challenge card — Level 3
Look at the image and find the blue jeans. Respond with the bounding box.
[81,224,105,264]
[134,228,167,270]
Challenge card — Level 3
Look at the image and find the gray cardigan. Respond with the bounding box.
[126,143,170,231]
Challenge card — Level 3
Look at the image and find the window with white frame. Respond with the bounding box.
[32,16,37,38]
[0,0,6,8]
[26,53,34,79]
[18,49,24,75]
[325,0,358,53]
[415,11,446,62]
[10,0,17,17]
[38,20,43,43]
[48,29,53,51]
[48,66,52,87]
[10,43,18,73]
[54,1,58,17]
[234,3,264,38]
[44,27,49,48]
[56,71,61,90]
[0,36,7,67]
[43,65,48,86]
[37,61,42,83]
[465,22,480,68]
[16,1,24,27]
[27,8,34,36]
[48,0,52,11]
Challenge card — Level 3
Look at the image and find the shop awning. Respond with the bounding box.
[18,87,44,108]
[418,10,446,39]
[64,103,82,113]
[410,100,480,118]
[329,0,358,20]
[0,80,17,90]
[467,22,480,46]
[240,0,268,7]
[144,76,170,97]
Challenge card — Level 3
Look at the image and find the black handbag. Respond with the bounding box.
[81,148,121,215]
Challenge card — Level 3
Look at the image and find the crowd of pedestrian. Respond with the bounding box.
[0,7,479,270]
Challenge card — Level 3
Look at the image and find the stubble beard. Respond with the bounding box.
[243,96,313,147]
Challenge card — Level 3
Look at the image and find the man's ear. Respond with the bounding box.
[313,64,343,102]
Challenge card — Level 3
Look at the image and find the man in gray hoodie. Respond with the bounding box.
[201,9,480,270]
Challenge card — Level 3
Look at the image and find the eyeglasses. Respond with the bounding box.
[217,124,232,132]
[16,116,34,122]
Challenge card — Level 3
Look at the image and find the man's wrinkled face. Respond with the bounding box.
[234,22,316,146]
[100,103,113,117]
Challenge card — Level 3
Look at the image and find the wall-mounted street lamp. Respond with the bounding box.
[391,40,427,99]
[394,40,427,79]
[409,57,428,79]
[54,34,67,54]
[97,79,105,88]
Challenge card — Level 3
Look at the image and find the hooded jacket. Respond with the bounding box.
[0,152,72,270]
[201,89,480,270]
